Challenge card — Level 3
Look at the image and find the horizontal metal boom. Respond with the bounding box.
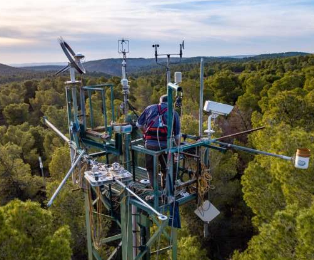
[43,117,71,144]
[47,150,85,207]
[114,179,167,221]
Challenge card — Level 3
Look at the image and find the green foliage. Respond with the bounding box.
[46,181,86,259]
[133,77,154,111]
[0,143,43,205]
[0,123,39,170]
[49,146,71,181]
[42,131,64,162]
[233,203,314,260]
[0,83,26,109]
[234,58,314,259]
[206,71,243,104]
[180,114,199,135]
[41,106,68,134]
[0,199,72,260]
[2,54,314,259]
[177,235,209,260]
[3,103,29,125]
[267,73,304,97]
[296,204,314,259]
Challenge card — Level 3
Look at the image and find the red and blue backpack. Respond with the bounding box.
[143,104,168,141]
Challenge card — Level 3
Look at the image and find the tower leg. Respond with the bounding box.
[172,228,178,260]
[139,213,150,260]
[121,192,133,260]
[132,205,138,258]
[85,191,93,260]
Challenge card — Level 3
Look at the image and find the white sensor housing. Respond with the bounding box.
[204,101,233,115]
[174,72,182,84]
[294,148,310,169]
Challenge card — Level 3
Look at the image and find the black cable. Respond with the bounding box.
[127,101,139,118]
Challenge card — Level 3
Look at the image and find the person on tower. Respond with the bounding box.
[136,94,181,189]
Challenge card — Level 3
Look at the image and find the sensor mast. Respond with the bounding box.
[118,39,130,117]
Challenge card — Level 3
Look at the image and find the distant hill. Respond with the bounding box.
[84,58,157,75]
[21,65,65,72]
[0,63,49,84]
[12,51,311,77]
[0,63,33,76]
[245,52,310,60]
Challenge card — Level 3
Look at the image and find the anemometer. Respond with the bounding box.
[152,40,184,84]
[55,37,86,83]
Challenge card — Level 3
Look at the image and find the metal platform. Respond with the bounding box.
[84,162,132,186]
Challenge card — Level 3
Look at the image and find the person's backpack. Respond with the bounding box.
[143,104,168,141]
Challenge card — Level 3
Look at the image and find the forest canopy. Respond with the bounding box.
[1,54,314,260]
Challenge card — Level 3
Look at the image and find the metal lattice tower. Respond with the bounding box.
[44,38,309,260]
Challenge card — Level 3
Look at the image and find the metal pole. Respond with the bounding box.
[125,134,131,172]
[166,55,171,85]
[199,58,204,136]
[65,87,72,137]
[43,117,71,144]
[65,87,76,166]
[85,191,93,260]
[121,192,129,260]
[72,86,79,126]
[214,141,292,161]
[88,90,94,128]
[114,179,167,221]
[121,53,129,117]
[101,89,107,131]
[80,87,86,132]
[47,150,85,207]
[70,67,76,83]
[38,156,45,185]
[132,205,138,258]
[171,228,178,260]
[167,86,174,198]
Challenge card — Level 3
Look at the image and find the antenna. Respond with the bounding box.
[180,40,184,58]
[152,40,185,84]
[55,37,86,83]
[118,39,130,117]
[152,44,159,62]
[118,39,129,55]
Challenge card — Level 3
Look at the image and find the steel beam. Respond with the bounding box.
[134,220,168,260]
[215,141,292,161]
[47,150,85,207]
[100,234,122,244]
[43,117,71,144]
[85,192,93,260]
[115,179,167,221]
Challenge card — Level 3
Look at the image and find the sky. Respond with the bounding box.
[1,0,314,64]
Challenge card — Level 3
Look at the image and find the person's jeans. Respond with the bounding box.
[145,144,177,189]
[145,144,167,188]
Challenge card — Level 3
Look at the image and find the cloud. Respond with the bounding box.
[0,37,37,46]
[1,0,314,63]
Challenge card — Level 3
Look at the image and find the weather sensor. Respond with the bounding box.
[55,37,86,84]
[153,40,184,84]
[295,148,310,169]
[203,101,234,116]
[204,100,234,136]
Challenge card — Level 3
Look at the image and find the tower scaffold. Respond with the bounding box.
[44,38,310,260]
